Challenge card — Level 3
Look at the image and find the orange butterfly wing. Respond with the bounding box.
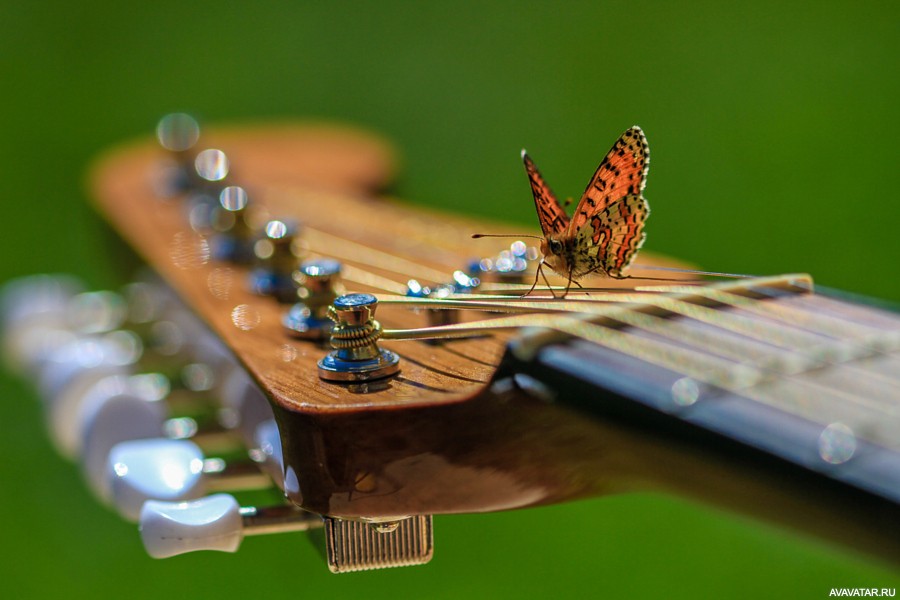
[570,194,649,277]
[567,126,649,234]
[522,150,569,237]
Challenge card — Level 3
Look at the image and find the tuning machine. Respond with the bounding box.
[139,493,433,573]
[318,293,400,382]
[283,258,345,340]
[249,219,306,303]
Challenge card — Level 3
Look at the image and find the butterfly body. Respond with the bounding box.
[524,126,650,291]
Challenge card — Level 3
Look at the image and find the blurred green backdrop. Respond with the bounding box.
[0,1,897,599]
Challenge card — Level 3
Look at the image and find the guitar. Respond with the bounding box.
[5,118,898,576]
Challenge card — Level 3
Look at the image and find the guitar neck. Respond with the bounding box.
[512,284,900,561]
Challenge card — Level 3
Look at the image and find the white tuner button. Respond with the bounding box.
[220,369,273,447]
[1,274,83,373]
[140,494,243,558]
[140,494,323,559]
[80,383,167,502]
[108,438,206,521]
[254,419,284,490]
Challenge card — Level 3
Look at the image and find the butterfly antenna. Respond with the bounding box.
[472,233,544,240]
[632,265,756,279]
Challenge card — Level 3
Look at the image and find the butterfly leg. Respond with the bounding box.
[522,262,541,298]
[562,270,574,299]
[571,278,591,298]
[523,260,556,298]
[539,263,559,298]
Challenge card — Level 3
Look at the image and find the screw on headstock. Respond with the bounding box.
[248,219,305,303]
[317,293,400,382]
[283,259,345,340]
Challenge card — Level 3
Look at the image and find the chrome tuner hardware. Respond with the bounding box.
[322,516,434,573]
[317,293,400,382]
[155,113,201,196]
[249,219,305,303]
[283,258,344,340]
[210,185,256,264]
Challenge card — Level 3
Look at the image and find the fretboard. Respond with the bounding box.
[510,278,900,560]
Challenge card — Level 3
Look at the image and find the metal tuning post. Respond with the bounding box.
[283,258,344,340]
[211,185,256,264]
[317,293,400,382]
[322,516,434,573]
[249,219,305,303]
[155,113,201,196]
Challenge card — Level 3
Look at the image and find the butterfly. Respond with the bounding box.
[522,126,650,296]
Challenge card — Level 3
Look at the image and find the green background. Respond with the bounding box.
[1,1,897,598]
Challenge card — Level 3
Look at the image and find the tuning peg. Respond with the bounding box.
[107,438,273,521]
[253,419,284,490]
[219,369,274,448]
[211,185,256,264]
[154,113,201,196]
[79,377,169,502]
[249,219,305,303]
[283,258,344,340]
[39,332,141,402]
[1,274,83,373]
[140,494,322,558]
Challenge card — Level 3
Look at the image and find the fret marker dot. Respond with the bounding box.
[671,377,700,406]
[818,422,856,465]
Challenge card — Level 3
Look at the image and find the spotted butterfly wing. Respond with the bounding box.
[568,127,650,277]
[522,150,569,237]
[570,195,649,277]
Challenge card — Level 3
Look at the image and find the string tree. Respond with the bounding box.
[283,258,345,340]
